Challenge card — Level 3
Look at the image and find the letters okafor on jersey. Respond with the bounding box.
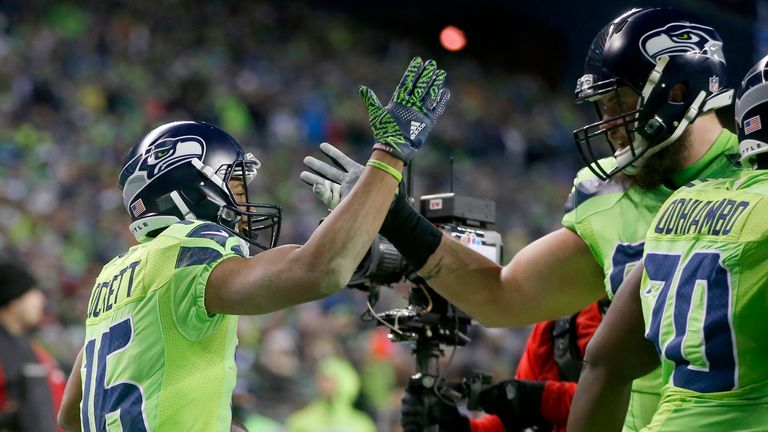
[564,7,740,431]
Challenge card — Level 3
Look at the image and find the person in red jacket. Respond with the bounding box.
[0,261,66,432]
[402,300,606,432]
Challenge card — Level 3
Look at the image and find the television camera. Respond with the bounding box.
[350,191,502,431]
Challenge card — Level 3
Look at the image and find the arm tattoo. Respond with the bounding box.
[420,256,444,281]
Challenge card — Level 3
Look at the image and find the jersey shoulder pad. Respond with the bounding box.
[563,164,627,216]
[160,220,246,259]
[677,177,717,191]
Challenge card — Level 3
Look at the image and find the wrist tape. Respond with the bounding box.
[380,193,442,270]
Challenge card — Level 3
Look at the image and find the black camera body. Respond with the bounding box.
[350,192,502,350]
[351,191,501,431]
[349,192,502,290]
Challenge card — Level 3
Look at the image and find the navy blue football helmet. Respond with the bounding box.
[119,121,281,252]
[573,7,733,180]
[737,54,768,168]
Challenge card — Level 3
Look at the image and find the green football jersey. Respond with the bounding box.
[639,170,768,431]
[80,220,246,432]
[562,130,742,431]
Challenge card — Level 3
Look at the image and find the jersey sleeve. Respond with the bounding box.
[168,222,246,341]
[562,164,626,268]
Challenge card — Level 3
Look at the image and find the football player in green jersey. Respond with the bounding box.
[56,57,450,432]
[569,53,768,432]
[300,8,742,432]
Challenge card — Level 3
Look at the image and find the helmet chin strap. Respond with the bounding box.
[619,90,706,176]
[169,190,196,220]
[218,207,239,225]
[615,55,706,177]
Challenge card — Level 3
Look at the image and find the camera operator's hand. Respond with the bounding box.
[300,142,363,210]
[401,386,470,432]
[361,56,450,163]
[478,379,547,431]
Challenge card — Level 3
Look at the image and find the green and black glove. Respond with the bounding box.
[361,56,450,163]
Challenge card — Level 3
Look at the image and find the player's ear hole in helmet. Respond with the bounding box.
[573,7,733,180]
[736,55,768,170]
[118,121,281,252]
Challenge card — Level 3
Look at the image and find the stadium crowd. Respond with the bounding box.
[0,1,589,429]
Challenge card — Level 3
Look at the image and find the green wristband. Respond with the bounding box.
[366,159,403,183]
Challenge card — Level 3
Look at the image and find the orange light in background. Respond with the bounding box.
[440,25,466,52]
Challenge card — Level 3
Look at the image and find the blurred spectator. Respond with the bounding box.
[285,356,375,432]
[0,262,65,432]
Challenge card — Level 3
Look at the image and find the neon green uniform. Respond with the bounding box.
[639,170,768,431]
[80,220,246,432]
[562,130,742,431]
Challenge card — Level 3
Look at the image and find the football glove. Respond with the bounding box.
[478,379,547,431]
[300,142,363,210]
[401,385,469,432]
[300,141,441,270]
[361,56,451,163]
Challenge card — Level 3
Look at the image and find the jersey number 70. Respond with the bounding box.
[644,251,737,393]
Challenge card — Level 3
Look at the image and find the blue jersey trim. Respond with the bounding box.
[186,223,233,248]
[175,246,224,268]
[231,245,245,257]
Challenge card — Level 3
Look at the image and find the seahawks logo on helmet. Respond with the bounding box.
[120,135,206,208]
[137,135,206,180]
[639,22,725,64]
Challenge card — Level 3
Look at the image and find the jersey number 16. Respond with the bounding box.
[82,317,150,432]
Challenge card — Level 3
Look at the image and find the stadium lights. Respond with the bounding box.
[440,25,466,52]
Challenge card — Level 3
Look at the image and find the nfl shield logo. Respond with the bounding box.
[709,76,720,93]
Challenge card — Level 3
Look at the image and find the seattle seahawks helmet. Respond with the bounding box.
[119,121,281,252]
[573,7,733,180]
[737,54,768,168]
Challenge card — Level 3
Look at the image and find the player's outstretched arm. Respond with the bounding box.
[419,227,605,327]
[58,347,83,432]
[206,57,450,315]
[302,148,606,327]
[297,62,603,327]
[301,150,604,327]
[207,150,402,314]
[567,263,659,432]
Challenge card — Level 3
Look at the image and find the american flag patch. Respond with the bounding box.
[130,199,146,217]
[744,115,762,134]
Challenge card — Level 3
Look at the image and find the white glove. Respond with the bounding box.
[300,142,363,210]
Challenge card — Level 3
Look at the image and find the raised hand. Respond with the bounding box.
[360,56,451,163]
[300,142,363,210]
